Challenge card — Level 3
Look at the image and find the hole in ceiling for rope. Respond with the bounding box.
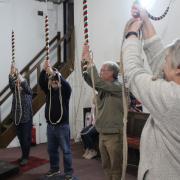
[138,0,156,11]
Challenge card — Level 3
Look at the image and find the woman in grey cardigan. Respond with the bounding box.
[122,4,180,180]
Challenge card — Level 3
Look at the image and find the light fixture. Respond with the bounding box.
[137,0,156,11]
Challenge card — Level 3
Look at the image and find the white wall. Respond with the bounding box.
[0,0,63,90]
[2,0,180,146]
[74,0,180,68]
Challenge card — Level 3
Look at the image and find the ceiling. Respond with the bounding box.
[35,0,67,4]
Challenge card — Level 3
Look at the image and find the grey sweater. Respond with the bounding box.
[123,36,180,180]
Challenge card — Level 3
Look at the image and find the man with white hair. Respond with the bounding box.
[82,43,124,180]
[122,4,180,180]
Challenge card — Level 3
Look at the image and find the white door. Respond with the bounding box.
[38,105,47,144]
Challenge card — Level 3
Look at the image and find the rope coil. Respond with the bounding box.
[44,5,63,125]
[82,0,98,117]
[48,74,64,125]
[12,31,15,65]
[45,15,50,61]
[83,0,89,43]
[135,0,173,21]
[11,31,22,125]
[148,6,169,21]
[120,45,128,180]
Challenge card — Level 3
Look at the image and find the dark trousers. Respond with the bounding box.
[16,120,32,159]
[81,124,99,150]
[47,123,73,176]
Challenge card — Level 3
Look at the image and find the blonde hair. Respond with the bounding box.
[152,39,180,81]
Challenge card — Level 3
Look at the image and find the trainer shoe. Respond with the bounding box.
[20,159,28,166]
[45,169,61,177]
[65,175,73,180]
[82,149,89,158]
[85,149,97,159]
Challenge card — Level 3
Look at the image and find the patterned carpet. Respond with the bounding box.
[12,156,49,173]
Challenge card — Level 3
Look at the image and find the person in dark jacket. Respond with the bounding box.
[9,64,33,166]
[81,101,99,159]
[39,60,73,179]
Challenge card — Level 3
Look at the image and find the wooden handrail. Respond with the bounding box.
[0,30,73,101]
[0,30,74,107]
[0,32,59,98]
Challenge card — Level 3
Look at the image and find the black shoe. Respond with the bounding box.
[17,157,23,163]
[65,175,73,180]
[45,169,60,177]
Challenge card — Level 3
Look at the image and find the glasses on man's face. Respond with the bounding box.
[51,79,59,85]
[100,69,112,73]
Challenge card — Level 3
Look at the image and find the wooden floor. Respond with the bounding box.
[0,142,137,180]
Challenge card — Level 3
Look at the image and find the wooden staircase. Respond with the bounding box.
[0,29,75,148]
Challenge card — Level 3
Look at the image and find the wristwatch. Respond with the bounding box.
[125,31,138,39]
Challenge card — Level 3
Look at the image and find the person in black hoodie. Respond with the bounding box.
[39,60,73,179]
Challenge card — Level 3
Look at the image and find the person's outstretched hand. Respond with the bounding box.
[10,64,17,76]
[43,60,51,71]
[81,42,93,66]
[131,2,149,21]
